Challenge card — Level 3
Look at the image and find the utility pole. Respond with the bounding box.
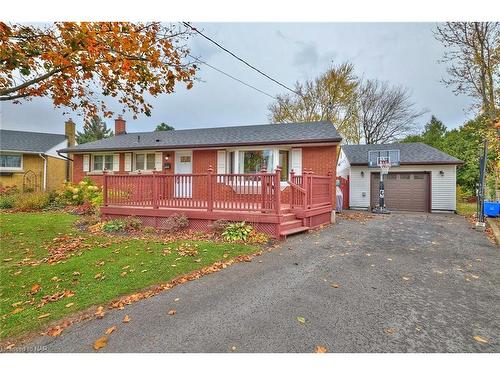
[475,140,488,231]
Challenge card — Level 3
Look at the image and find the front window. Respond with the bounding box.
[0,154,22,170]
[93,154,113,171]
[239,150,273,173]
[135,153,156,171]
[279,150,289,181]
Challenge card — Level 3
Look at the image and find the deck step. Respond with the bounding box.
[280,219,303,231]
[282,213,298,222]
[280,226,310,238]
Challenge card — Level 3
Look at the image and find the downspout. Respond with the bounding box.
[57,152,73,182]
[39,153,47,191]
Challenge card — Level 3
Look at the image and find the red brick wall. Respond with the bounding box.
[302,145,338,208]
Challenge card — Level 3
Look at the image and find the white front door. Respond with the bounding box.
[174,151,193,198]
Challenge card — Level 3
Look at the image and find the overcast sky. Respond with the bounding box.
[0,22,474,137]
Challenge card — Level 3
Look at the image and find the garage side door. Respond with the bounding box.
[370,172,429,212]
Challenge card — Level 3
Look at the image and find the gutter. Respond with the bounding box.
[38,153,47,191]
[57,151,73,162]
[56,137,343,154]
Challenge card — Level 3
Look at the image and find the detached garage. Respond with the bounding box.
[337,143,463,212]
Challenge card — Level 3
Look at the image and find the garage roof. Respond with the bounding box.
[342,142,463,166]
[58,121,342,153]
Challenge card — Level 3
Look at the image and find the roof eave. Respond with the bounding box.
[349,161,464,166]
[58,137,342,154]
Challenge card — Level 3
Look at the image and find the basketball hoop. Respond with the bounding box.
[378,159,391,175]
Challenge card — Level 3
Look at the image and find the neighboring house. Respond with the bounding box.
[0,120,75,191]
[59,118,341,237]
[337,143,463,212]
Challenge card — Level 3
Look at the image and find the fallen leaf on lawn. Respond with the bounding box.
[331,283,341,288]
[167,310,176,315]
[73,272,80,276]
[51,276,61,282]
[95,306,105,318]
[384,327,397,334]
[3,258,13,262]
[120,272,127,277]
[65,302,74,308]
[473,335,489,344]
[296,316,306,324]
[93,336,108,350]
[122,315,131,323]
[11,307,24,314]
[315,345,327,353]
[30,283,41,294]
[141,269,148,273]
[11,301,23,307]
[38,313,51,319]
[13,270,22,275]
[194,258,202,263]
[105,326,116,335]
[46,326,63,337]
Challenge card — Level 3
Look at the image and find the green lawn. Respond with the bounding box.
[0,212,257,339]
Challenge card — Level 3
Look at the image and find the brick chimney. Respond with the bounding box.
[65,118,76,146]
[115,115,127,135]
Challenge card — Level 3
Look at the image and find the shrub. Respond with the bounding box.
[124,217,142,231]
[162,214,189,233]
[0,195,15,209]
[211,219,231,234]
[75,214,101,228]
[15,192,51,211]
[56,178,102,211]
[102,219,126,232]
[222,221,254,242]
[0,185,19,196]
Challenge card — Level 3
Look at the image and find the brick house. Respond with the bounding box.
[59,118,342,238]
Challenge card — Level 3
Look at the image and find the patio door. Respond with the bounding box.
[174,151,193,198]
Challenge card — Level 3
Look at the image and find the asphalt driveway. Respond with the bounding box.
[20,212,500,352]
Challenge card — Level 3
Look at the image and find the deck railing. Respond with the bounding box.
[102,166,333,214]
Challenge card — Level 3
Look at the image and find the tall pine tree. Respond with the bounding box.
[76,116,113,144]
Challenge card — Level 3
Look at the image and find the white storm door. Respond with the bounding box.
[174,151,193,198]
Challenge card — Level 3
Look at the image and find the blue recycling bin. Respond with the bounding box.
[483,201,500,217]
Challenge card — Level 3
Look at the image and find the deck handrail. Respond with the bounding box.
[102,167,332,214]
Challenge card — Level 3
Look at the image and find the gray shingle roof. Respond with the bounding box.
[58,121,341,153]
[342,142,463,165]
[0,129,67,153]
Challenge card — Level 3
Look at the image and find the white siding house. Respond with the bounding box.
[338,143,463,213]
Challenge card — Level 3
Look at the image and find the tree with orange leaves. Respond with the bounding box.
[0,22,197,119]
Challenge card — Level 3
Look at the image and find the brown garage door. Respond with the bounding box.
[370,172,430,212]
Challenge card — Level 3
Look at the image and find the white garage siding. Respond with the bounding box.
[349,164,457,212]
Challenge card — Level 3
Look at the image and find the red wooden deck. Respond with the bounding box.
[100,167,335,238]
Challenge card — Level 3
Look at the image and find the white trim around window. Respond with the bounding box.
[133,152,157,172]
[0,153,23,171]
[91,153,115,172]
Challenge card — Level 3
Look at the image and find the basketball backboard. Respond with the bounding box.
[368,150,400,168]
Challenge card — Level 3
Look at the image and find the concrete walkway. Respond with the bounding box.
[21,212,499,352]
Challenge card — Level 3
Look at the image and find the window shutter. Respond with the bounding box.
[155,152,162,171]
[113,154,120,171]
[83,154,90,172]
[124,153,132,172]
[291,148,302,175]
[217,150,226,174]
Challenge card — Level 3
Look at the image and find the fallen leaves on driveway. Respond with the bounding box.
[473,335,489,344]
[122,315,131,323]
[296,316,306,324]
[95,306,105,319]
[384,327,397,335]
[314,345,327,353]
[93,336,108,350]
[167,310,176,315]
[105,326,116,335]
[46,326,64,337]
[331,283,341,288]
